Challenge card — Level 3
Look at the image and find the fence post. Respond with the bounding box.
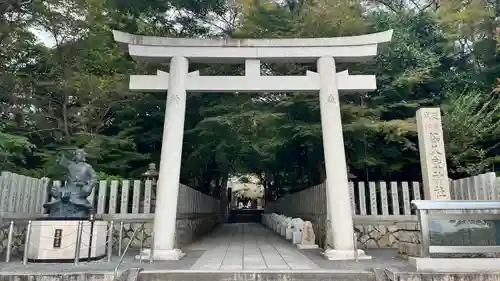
[22,220,32,265]
[107,220,114,262]
[74,221,83,265]
[118,221,124,256]
[139,224,145,264]
[5,221,14,262]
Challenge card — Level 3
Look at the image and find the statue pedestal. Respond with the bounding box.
[28,218,108,262]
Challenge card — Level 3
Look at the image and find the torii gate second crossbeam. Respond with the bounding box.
[130,67,376,94]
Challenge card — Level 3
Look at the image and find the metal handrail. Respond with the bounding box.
[113,224,143,279]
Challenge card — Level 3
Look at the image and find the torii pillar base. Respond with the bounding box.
[323,249,372,260]
[135,248,185,261]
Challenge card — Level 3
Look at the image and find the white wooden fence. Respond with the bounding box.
[0,171,218,216]
[449,172,498,201]
[1,171,499,217]
[0,171,50,215]
[53,178,156,215]
[273,181,423,217]
[274,172,500,217]
[55,179,218,215]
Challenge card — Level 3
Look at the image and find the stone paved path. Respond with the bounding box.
[188,223,320,270]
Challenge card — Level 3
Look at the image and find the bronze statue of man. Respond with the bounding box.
[44,148,97,218]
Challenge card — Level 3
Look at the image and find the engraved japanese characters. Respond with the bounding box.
[416,108,450,200]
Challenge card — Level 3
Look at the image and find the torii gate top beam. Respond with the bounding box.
[112,30,393,63]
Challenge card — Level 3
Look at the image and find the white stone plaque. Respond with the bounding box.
[28,220,108,261]
[416,108,450,200]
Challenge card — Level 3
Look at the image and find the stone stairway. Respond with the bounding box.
[136,270,378,281]
[116,268,142,281]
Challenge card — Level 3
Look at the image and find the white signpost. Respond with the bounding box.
[113,30,393,260]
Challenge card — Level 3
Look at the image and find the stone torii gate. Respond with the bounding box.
[113,30,393,261]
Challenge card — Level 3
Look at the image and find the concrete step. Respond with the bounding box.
[384,269,500,281]
[138,270,376,281]
[117,268,143,281]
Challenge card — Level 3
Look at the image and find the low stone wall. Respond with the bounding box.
[0,183,220,257]
[353,216,420,250]
[0,220,26,257]
[113,214,219,251]
[267,181,425,253]
[397,223,421,257]
[0,214,219,257]
[111,184,221,251]
[264,211,420,250]
[275,212,500,258]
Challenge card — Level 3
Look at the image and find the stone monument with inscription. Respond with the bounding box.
[27,148,108,262]
[416,108,451,200]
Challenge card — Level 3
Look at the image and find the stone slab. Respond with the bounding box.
[297,244,319,249]
[188,223,319,270]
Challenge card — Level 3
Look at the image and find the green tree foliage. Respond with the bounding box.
[1,0,499,199]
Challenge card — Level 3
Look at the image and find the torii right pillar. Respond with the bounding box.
[318,56,371,260]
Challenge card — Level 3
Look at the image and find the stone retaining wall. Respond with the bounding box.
[396,223,421,257]
[0,214,219,257]
[266,182,425,252]
[112,214,219,250]
[0,180,220,258]
[355,220,420,250]
[270,209,499,259]
[266,211,420,250]
[0,221,26,257]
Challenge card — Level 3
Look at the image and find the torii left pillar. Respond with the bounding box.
[146,56,188,260]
